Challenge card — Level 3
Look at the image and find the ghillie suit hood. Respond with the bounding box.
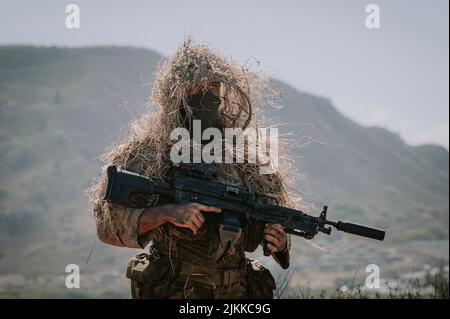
[89,38,301,226]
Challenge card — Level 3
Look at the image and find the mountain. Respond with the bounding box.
[0,46,448,284]
[270,81,449,240]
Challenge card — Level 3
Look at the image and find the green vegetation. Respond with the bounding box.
[275,265,449,299]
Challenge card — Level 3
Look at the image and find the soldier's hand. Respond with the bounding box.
[264,223,288,253]
[166,203,221,235]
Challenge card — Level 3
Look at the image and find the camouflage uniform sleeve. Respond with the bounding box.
[91,172,155,249]
[271,233,291,269]
[93,202,152,249]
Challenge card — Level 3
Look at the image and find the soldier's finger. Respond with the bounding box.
[266,243,277,254]
[190,209,205,224]
[196,212,206,224]
[187,220,199,235]
[175,220,195,235]
[191,214,202,228]
[264,233,281,248]
[194,204,221,213]
[271,224,285,234]
[265,224,285,236]
[188,208,200,217]
[264,228,282,240]
[191,214,204,229]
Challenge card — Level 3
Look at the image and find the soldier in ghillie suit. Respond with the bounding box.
[89,38,300,299]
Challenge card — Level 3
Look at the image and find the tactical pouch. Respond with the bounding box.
[126,252,171,284]
[246,259,276,299]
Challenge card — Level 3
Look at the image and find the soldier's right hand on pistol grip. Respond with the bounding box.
[165,203,221,235]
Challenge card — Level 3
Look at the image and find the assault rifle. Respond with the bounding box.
[104,164,385,259]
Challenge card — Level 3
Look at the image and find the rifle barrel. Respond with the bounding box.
[332,221,385,241]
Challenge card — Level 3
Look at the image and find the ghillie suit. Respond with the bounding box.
[89,38,301,299]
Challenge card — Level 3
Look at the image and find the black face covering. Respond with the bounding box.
[187,90,221,129]
[183,91,221,143]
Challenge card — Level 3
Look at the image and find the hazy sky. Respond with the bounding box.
[1,0,448,148]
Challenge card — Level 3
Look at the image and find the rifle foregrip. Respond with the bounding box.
[337,221,385,241]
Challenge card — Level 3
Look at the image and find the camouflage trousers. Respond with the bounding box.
[127,253,276,299]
